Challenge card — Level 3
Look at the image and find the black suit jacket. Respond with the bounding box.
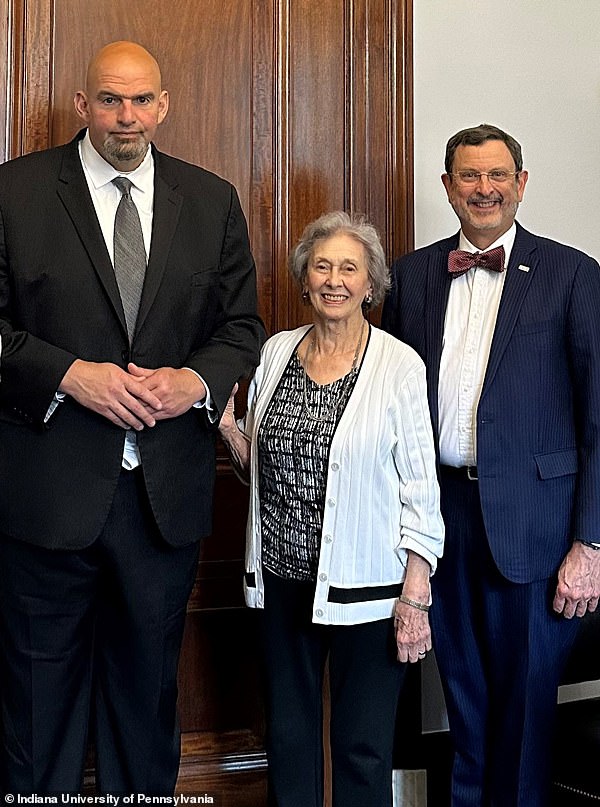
[0,131,264,549]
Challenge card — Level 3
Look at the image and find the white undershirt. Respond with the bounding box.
[438,223,516,467]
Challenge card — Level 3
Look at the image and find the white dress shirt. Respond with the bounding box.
[80,129,154,260]
[438,224,517,467]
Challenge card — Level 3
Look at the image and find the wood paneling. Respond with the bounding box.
[1,1,413,801]
[0,2,8,163]
[1,0,21,162]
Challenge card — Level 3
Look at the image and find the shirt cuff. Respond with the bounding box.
[44,392,66,423]
[183,367,216,422]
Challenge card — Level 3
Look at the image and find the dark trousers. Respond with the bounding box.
[261,568,405,807]
[433,471,579,807]
[0,469,200,795]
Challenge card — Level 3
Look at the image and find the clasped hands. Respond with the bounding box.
[60,359,206,430]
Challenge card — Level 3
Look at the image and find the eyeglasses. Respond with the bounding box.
[449,170,520,185]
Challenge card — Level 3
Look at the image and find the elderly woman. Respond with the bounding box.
[219,211,443,807]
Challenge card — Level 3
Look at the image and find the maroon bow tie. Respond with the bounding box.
[448,246,505,278]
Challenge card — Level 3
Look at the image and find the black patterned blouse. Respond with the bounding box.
[258,350,359,582]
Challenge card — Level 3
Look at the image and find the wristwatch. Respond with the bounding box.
[577,539,600,550]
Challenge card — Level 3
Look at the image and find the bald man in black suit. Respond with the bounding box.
[0,41,264,794]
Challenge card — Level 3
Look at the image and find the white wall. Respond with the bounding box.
[413,0,600,260]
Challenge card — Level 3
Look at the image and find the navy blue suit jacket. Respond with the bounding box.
[382,223,600,583]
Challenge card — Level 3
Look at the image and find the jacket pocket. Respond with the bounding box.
[534,448,578,480]
[191,267,218,287]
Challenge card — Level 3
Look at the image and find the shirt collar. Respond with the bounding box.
[458,222,517,268]
[79,130,154,194]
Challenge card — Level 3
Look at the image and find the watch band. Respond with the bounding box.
[577,539,600,550]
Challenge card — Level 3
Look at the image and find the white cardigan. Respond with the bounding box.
[242,325,444,625]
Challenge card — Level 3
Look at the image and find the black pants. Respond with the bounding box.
[261,568,405,807]
[0,469,200,795]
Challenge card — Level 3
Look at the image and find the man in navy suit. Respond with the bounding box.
[382,124,600,807]
[0,41,264,794]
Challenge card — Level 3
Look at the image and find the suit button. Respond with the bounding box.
[121,350,129,362]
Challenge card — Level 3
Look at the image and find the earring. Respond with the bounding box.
[364,293,373,306]
[302,290,310,304]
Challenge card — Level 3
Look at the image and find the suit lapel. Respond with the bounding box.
[56,137,128,338]
[425,236,456,432]
[57,139,184,345]
[134,154,183,337]
[481,224,538,397]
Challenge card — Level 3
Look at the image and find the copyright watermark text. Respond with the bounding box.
[4,796,217,806]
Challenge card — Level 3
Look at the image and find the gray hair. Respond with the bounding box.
[444,123,523,174]
[288,211,390,308]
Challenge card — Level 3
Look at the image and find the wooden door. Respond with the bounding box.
[1,1,413,802]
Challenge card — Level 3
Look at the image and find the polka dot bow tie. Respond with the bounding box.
[447,245,505,278]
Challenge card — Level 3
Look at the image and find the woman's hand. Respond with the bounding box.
[395,549,432,663]
[393,598,432,663]
[218,383,239,436]
[218,383,251,479]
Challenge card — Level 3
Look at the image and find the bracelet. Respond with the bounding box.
[577,539,600,551]
[397,594,430,613]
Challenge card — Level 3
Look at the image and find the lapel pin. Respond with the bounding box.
[518,264,530,273]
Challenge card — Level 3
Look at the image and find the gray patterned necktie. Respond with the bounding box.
[112,176,147,342]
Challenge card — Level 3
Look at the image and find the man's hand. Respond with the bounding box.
[59,359,162,430]
[128,363,206,420]
[553,541,600,618]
